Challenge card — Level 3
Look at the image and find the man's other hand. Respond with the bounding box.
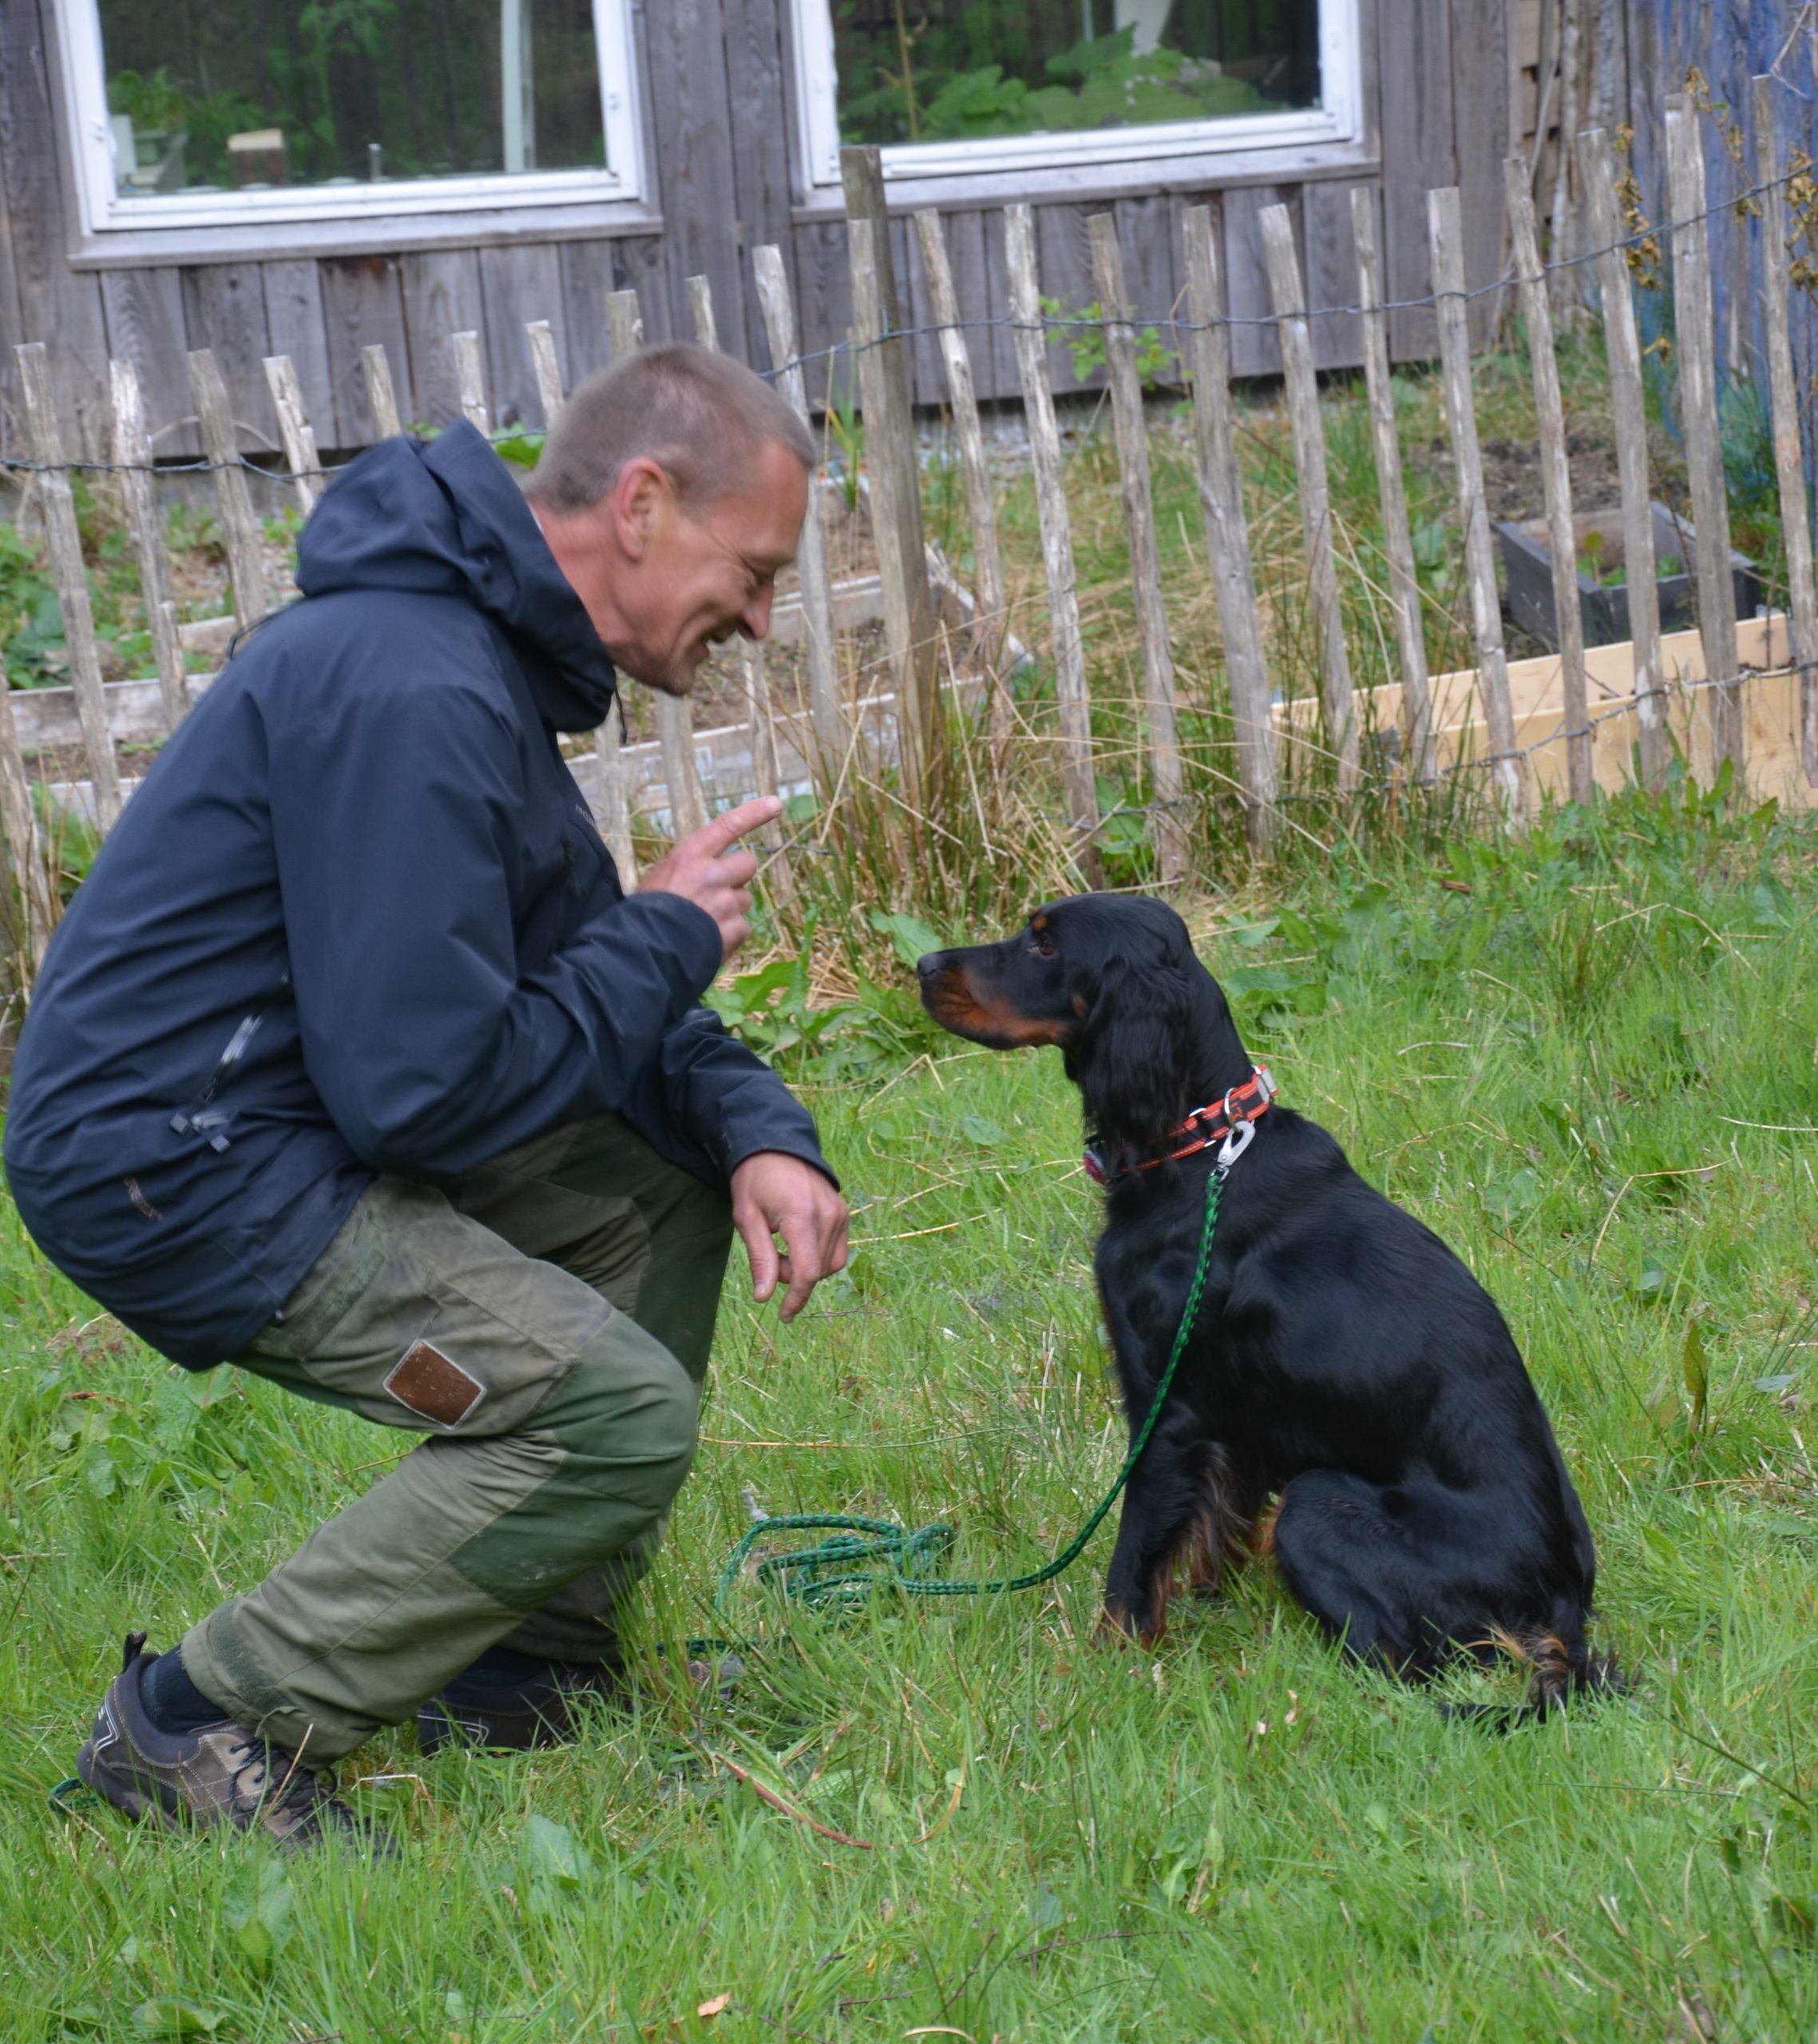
[730,1151,850,1321]
[639,794,782,962]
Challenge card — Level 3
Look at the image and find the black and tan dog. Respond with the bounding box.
[918,893,1614,1711]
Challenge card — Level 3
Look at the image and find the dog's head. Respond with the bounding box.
[917,895,1244,1148]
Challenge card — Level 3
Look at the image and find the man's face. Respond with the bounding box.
[608,438,808,696]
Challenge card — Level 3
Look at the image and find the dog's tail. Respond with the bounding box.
[1441,1626,1625,1732]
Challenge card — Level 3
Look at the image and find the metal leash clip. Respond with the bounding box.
[1214,1114,1256,1175]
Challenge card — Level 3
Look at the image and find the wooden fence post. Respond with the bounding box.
[1087,210,1187,882]
[187,347,268,633]
[1753,75,1818,788]
[1182,206,1276,847]
[0,648,56,969]
[842,147,941,792]
[752,244,846,769]
[1351,188,1435,782]
[1505,160,1594,806]
[263,355,325,517]
[687,275,787,893]
[1666,97,1744,782]
[913,208,1011,759]
[18,343,125,830]
[1004,203,1102,886]
[1578,126,1669,792]
[362,344,404,438]
[850,216,937,805]
[594,713,638,887]
[606,291,644,361]
[1428,188,1527,824]
[452,331,489,433]
[604,283,707,842]
[109,358,189,735]
[525,319,564,430]
[1260,202,1358,792]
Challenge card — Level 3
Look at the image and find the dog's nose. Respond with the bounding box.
[916,952,945,981]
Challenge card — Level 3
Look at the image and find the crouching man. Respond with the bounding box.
[5,344,847,1847]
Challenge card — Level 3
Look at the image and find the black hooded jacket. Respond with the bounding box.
[3,422,832,1368]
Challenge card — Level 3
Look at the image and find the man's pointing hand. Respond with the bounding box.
[638,794,782,963]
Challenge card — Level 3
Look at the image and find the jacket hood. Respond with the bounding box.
[296,420,617,732]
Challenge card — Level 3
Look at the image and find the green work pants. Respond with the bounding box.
[180,1114,732,1761]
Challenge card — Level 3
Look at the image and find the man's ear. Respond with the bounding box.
[611,457,668,562]
[1071,949,1197,1147]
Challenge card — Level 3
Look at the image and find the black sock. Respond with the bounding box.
[141,1644,227,1735]
[440,1644,566,1701]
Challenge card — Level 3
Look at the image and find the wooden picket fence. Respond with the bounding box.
[5,81,1818,967]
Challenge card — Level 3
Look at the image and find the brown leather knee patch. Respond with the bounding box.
[384,1340,485,1428]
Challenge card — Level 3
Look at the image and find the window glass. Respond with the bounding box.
[832,0,1319,149]
[96,0,607,198]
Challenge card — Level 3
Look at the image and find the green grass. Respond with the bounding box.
[4,788,1818,2042]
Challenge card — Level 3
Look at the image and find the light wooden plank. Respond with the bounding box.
[451,331,489,434]
[1260,201,1358,793]
[1350,186,1435,782]
[914,210,1011,759]
[1182,205,1276,846]
[1428,188,1527,823]
[525,321,565,430]
[1004,204,1102,885]
[656,694,710,840]
[1088,211,1186,882]
[850,216,937,803]
[686,275,719,352]
[0,649,53,970]
[188,347,267,633]
[361,344,404,438]
[16,343,123,830]
[263,355,325,517]
[842,149,940,790]
[752,244,845,766]
[1504,160,1593,805]
[109,358,188,736]
[1666,98,1744,779]
[595,714,638,885]
[606,291,645,361]
[1753,75,1818,789]
[1578,126,1668,791]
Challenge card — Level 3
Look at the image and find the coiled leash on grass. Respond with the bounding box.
[715,1149,1230,1617]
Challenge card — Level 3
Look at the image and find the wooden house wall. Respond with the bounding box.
[2,0,1514,461]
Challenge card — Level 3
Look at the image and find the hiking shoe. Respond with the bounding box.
[77,1632,388,1852]
[417,1648,744,1755]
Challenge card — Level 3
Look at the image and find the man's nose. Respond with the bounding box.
[739,586,775,641]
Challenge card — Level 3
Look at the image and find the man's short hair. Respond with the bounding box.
[525,342,814,513]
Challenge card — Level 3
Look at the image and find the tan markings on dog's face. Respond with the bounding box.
[926,988,1069,1048]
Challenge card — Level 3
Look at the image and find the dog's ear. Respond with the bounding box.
[1068,942,1198,1147]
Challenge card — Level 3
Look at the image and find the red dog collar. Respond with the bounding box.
[1084,1064,1276,1185]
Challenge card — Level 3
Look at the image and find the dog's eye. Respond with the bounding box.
[1029,933,1056,958]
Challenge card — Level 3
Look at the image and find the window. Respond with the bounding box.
[57,0,644,232]
[792,0,1361,186]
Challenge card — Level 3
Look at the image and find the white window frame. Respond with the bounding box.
[790,0,1362,187]
[56,0,646,233]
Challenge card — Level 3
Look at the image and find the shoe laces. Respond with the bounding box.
[225,1735,340,1833]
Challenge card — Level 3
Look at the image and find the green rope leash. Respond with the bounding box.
[715,1165,1223,1617]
